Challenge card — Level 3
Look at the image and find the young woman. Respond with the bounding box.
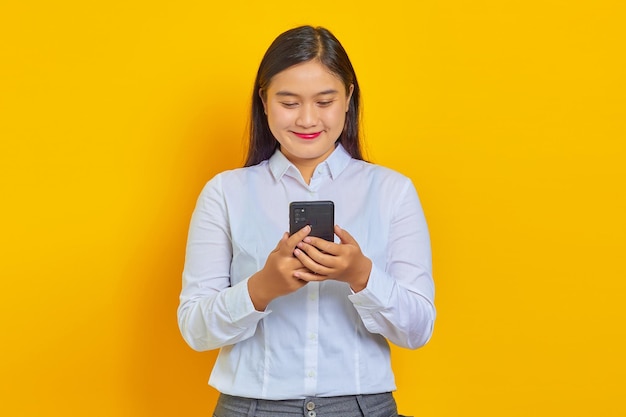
[178,25,435,417]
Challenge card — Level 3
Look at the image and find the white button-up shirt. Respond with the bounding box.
[178,145,435,400]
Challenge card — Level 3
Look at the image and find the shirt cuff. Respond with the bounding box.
[224,277,270,327]
[348,263,393,312]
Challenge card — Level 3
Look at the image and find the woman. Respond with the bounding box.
[178,25,435,417]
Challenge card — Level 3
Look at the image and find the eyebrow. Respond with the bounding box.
[275,89,339,97]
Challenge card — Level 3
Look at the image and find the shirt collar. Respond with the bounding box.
[268,144,353,182]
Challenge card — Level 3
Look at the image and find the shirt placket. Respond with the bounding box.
[303,281,319,395]
[304,164,329,396]
[302,165,328,395]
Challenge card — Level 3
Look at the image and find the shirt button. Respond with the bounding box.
[309,333,316,340]
[306,401,315,411]
[308,411,316,417]
[307,371,315,378]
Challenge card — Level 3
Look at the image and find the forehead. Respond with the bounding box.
[267,60,345,95]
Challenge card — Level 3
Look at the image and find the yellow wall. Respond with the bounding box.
[1,1,624,416]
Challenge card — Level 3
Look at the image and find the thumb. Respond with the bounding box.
[274,232,290,251]
[335,225,356,245]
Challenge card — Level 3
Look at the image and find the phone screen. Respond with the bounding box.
[289,201,335,241]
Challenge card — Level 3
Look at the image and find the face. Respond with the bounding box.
[261,60,353,172]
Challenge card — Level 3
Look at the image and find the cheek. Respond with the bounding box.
[326,109,347,129]
[267,106,292,128]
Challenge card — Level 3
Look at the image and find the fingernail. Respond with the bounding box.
[303,237,311,243]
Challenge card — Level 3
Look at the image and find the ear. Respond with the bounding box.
[345,84,354,112]
[259,88,268,115]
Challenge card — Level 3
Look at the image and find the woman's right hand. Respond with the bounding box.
[247,225,312,311]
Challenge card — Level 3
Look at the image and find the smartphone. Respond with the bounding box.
[289,201,335,242]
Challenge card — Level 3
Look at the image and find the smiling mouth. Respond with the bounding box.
[293,131,322,140]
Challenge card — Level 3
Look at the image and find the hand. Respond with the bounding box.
[247,225,312,311]
[293,225,372,292]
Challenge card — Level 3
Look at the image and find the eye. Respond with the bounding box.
[317,100,334,107]
[280,102,299,108]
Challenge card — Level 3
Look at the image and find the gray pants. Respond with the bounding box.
[213,392,401,417]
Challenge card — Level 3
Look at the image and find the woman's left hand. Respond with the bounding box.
[293,225,372,292]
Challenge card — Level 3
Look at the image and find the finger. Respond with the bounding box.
[297,240,335,266]
[294,269,328,282]
[286,225,312,246]
[285,255,307,270]
[302,235,338,255]
[334,225,357,245]
[278,226,311,254]
[270,232,290,254]
[293,266,313,279]
[294,248,332,275]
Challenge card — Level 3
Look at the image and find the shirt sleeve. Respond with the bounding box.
[177,174,269,352]
[348,178,436,349]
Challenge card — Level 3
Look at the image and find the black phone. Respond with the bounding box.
[289,201,335,242]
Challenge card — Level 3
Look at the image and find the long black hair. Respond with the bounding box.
[244,25,363,167]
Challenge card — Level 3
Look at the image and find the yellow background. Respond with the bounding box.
[1,1,624,416]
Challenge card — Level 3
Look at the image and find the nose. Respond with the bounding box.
[295,103,318,128]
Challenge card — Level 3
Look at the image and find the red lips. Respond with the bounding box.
[293,132,322,140]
